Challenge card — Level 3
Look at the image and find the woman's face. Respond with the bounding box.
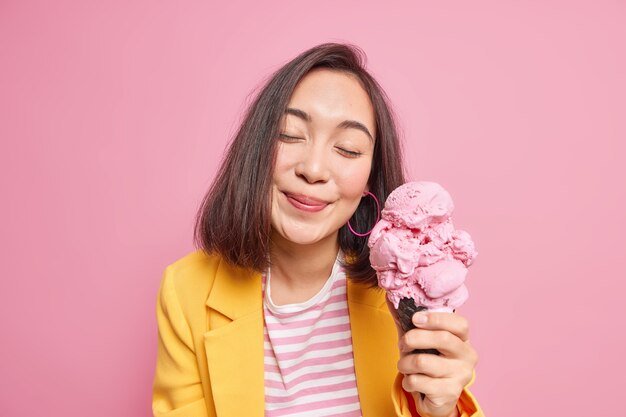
[270,68,376,247]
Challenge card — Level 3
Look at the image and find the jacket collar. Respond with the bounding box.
[205,257,262,319]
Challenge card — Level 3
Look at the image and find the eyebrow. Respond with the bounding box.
[284,107,374,142]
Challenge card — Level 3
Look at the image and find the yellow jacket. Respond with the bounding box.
[152,250,484,417]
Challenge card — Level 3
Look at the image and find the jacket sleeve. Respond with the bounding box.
[152,266,209,417]
[391,370,485,417]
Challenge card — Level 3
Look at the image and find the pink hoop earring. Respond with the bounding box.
[347,191,381,237]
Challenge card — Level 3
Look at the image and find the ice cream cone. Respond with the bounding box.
[367,182,477,403]
[397,297,441,355]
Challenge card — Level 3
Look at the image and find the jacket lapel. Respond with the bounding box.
[203,259,265,417]
[348,279,401,417]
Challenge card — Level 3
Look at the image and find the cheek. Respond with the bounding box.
[272,145,292,183]
[334,160,372,198]
[273,142,301,175]
[273,144,287,172]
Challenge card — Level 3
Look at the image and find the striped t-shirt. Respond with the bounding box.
[262,258,362,417]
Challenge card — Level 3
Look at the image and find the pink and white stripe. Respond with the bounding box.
[262,262,362,417]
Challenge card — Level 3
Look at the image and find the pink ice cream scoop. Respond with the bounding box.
[368,181,477,315]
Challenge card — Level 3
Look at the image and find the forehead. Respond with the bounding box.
[285,68,376,133]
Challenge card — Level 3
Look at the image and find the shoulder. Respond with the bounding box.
[159,250,260,320]
[158,250,222,323]
[162,250,220,296]
[164,249,221,283]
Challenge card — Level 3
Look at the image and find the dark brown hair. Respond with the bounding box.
[193,42,405,286]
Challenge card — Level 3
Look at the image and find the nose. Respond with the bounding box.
[294,142,330,184]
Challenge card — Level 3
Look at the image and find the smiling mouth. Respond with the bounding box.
[283,192,330,212]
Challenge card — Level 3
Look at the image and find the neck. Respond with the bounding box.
[268,232,340,304]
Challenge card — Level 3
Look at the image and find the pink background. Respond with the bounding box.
[1,1,624,416]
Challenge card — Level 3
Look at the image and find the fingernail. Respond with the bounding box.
[413,313,428,325]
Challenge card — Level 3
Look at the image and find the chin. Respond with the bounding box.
[272,223,336,247]
[282,230,329,246]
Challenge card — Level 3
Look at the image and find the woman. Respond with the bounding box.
[152,43,484,417]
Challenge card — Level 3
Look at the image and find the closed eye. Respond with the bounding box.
[278,133,303,142]
[335,147,362,158]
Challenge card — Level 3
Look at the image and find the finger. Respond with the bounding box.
[397,352,458,378]
[401,373,463,400]
[412,311,470,342]
[399,329,467,357]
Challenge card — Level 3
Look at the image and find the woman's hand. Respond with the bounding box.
[387,299,478,417]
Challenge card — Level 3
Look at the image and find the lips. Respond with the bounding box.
[283,192,330,212]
